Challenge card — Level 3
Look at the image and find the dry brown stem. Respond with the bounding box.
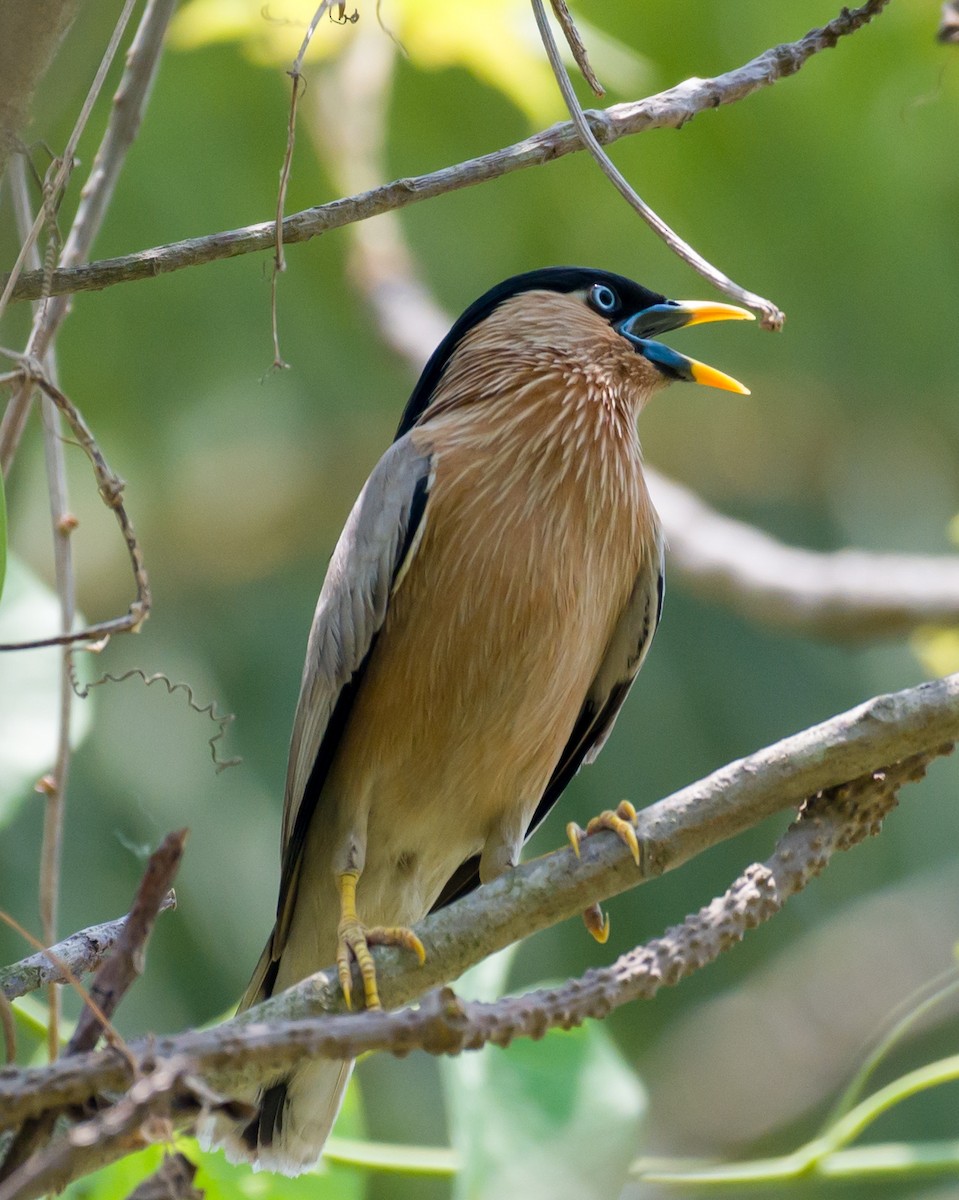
[0,370,151,650]
[3,1,889,310]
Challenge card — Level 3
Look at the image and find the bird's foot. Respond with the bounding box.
[566,801,641,944]
[335,871,425,1010]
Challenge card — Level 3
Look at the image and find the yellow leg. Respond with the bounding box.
[335,870,426,1010]
[565,801,641,944]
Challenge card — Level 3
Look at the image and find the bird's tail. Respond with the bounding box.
[197,932,354,1176]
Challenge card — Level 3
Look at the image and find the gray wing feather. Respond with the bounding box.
[281,436,432,856]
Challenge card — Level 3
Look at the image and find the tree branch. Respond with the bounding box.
[647,469,959,639]
[3,0,891,308]
[1,673,956,1134]
[532,0,785,327]
[0,832,187,1184]
[0,895,177,1004]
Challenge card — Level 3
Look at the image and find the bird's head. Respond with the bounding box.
[396,267,754,438]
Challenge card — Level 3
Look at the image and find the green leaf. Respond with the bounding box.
[0,556,92,828]
[444,1006,647,1200]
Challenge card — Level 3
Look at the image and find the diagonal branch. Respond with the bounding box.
[531,0,785,327]
[2,672,956,1134]
[647,470,959,639]
[0,894,176,1003]
[3,0,892,308]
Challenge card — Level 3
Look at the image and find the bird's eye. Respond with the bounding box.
[589,283,619,313]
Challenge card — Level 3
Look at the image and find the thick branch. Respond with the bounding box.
[0,896,176,1003]
[0,755,939,1200]
[4,0,889,307]
[2,672,956,1130]
[647,470,959,639]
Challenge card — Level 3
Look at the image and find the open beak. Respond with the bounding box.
[616,300,754,395]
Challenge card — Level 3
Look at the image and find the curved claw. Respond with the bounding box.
[336,870,425,1011]
[585,800,640,866]
[566,820,585,859]
[582,901,610,944]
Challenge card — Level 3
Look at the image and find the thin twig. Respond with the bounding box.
[532,0,785,328]
[2,672,957,1132]
[0,1058,192,1200]
[270,0,338,369]
[9,155,77,1059]
[0,894,177,1003]
[549,0,604,95]
[0,368,151,651]
[0,0,139,327]
[2,1,891,310]
[0,909,125,1076]
[69,829,187,1054]
[0,0,174,474]
[0,992,15,1064]
[0,832,186,1184]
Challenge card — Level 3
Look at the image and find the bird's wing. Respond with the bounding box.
[276,435,432,935]
[430,548,664,912]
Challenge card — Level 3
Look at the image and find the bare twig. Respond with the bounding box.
[0,368,151,651]
[69,830,187,1055]
[74,669,240,772]
[0,832,186,1183]
[2,672,957,1133]
[0,894,176,1003]
[3,1,890,309]
[0,0,139,325]
[0,0,173,473]
[9,154,76,1057]
[0,907,126,1052]
[549,0,604,95]
[0,1058,192,1200]
[0,992,15,1064]
[270,1,338,368]
[533,0,786,328]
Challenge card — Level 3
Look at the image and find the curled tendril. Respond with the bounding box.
[71,665,241,773]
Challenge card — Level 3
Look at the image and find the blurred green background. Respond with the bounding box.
[2,1,959,1197]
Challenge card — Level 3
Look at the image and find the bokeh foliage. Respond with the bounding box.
[1,2,958,1197]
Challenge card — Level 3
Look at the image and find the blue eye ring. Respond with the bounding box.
[589,283,618,313]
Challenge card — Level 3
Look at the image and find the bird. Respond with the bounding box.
[201,266,752,1174]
